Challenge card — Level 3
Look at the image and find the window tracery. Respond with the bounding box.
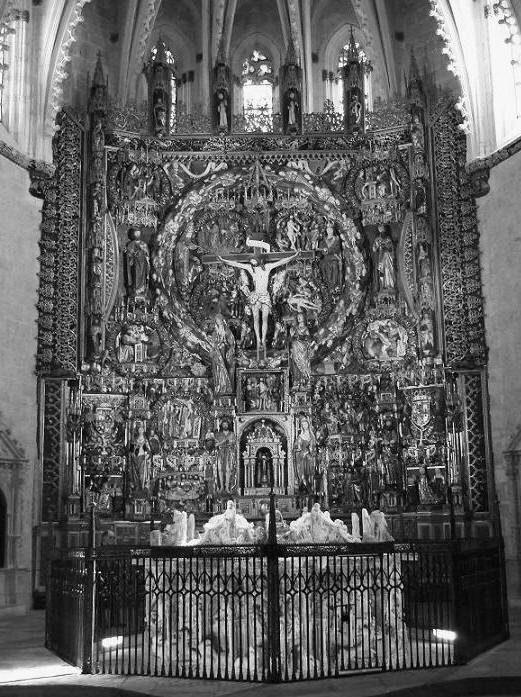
[241,49,274,132]
[0,9,28,125]
[485,0,521,145]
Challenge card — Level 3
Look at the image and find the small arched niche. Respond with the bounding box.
[240,418,288,495]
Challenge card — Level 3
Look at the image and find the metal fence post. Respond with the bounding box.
[82,504,97,674]
[45,554,55,652]
[379,550,387,670]
[450,541,468,664]
[266,491,281,683]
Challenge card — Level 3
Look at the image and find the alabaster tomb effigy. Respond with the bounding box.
[141,503,410,680]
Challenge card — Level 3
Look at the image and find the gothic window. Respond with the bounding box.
[332,42,371,114]
[0,11,22,125]
[486,1,521,146]
[0,27,8,122]
[242,49,273,131]
[150,41,177,131]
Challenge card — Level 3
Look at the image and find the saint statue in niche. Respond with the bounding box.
[289,312,311,385]
[255,447,273,487]
[293,416,316,494]
[419,309,435,356]
[319,222,342,290]
[217,90,228,130]
[208,330,233,395]
[206,314,235,394]
[214,419,236,493]
[125,228,150,300]
[372,225,395,295]
[153,94,167,134]
[287,90,298,126]
[217,250,299,355]
[286,215,300,249]
[129,424,151,494]
[416,461,437,505]
[147,427,162,456]
[350,92,362,125]
[213,313,236,389]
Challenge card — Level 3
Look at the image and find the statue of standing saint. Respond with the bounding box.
[129,424,151,494]
[319,222,342,290]
[214,419,236,493]
[288,91,298,126]
[372,225,395,298]
[208,322,233,395]
[217,90,228,131]
[290,312,311,385]
[293,416,316,495]
[125,228,150,301]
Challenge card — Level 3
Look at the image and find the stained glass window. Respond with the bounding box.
[242,49,273,131]
[486,0,521,145]
[0,21,15,123]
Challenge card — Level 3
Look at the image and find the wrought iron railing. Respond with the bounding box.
[46,537,508,682]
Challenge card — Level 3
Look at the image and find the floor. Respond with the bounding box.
[0,605,520,697]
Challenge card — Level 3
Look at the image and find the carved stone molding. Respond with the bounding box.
[47,0,93,131]
[467,133,521,190]
[428,0,471,134]
[0,138,53,176]
[286,0,304,62]
[468,162,490,198]
[431,101,487,364]
[28,160,54,199]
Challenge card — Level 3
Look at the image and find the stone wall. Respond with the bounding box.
[387,0,461,96]
[0,152,41,611]
[477,150,521,601]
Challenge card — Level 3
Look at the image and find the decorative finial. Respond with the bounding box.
[406,47,424,102]
[92,52,105,88]
[408,48,420,83]
[347,25,358,62]
[286,39,298,66]
[154,37,168,64]
[216,35,226,65]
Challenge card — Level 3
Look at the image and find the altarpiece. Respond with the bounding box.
[34,47,494,552]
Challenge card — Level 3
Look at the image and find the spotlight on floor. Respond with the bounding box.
[432,629,457,642]
[101,635,124,649]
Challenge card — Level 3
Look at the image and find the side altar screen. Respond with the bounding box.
[35,62,494,545]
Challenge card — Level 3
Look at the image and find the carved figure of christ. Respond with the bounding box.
[216,251,299,352]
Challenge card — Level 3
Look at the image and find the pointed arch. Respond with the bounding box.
[44,0,93,134]
[123,0,163,104]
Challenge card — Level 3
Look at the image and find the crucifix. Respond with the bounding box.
[203,245,314,359]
